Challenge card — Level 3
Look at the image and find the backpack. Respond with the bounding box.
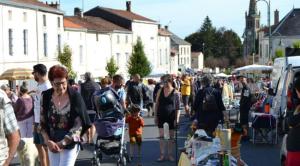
[127,82,142,104]
[202,88,218,112]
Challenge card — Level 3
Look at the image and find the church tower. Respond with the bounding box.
[243,0,260,57]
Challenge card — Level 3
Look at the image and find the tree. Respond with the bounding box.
[105,56,119,77]
[58,45,76,79]
[127,38,151,78]
[185,16,242,66]
[293,41,300,48]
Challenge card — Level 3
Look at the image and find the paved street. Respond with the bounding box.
[11,113,282,166]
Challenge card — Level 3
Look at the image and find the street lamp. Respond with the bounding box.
[257,0,271,62]
[202,43,205,53]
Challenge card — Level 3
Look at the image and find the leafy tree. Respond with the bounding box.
[293,41,300,48]
[105,56,119,77]
[127,38,151,77]
[275,49,284,58]
[185,16,242,67]
[58,45,76,79]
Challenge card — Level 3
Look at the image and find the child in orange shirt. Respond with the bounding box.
[126,105,145,161]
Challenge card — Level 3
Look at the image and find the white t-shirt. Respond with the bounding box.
[33,81,51,123]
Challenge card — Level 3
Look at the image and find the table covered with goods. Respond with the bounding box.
[178,127,247,166]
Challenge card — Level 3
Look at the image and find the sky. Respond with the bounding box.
[46,0,300,39]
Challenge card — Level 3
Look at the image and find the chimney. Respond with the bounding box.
[74,7,82,17]
[158,24,161,29]
[126,1,131,12]
[274,9,279,25]
[48,1,60,9]
[164,25,168,30]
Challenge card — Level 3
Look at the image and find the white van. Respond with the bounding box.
[271,56,300,90]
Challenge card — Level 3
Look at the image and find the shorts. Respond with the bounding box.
[33,131,45,145]
[182,95,190,106]
[129,134,142,146]
[88,110,97,122]
[157,113,176,130]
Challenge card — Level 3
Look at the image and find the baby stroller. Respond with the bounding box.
[92,89,129,166]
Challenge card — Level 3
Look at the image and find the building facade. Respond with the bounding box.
[0,1,180,80]
[64,10,132,78]
[258,8,300,64]
[157,26,171,74]
[0,0,63,72]
[170,32,191,72]
[191,52,204,71]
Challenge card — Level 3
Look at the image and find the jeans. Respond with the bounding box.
[48,144,80,166]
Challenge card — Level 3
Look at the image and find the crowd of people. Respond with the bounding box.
[1,62,300,166]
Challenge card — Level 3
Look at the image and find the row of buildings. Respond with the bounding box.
[243,0,300,65]
[0,0,204,80]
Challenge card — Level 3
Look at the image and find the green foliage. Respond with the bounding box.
[105,56,119,77]
[127,38,152,78]
[224,68,232,75]
[293,41,300,48]
[57,45,76,79]
[185,16,242,66]
[275,49,284,58]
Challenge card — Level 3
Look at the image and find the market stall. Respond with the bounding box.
[179,127,247,166]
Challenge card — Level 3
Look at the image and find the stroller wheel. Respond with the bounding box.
[117,156,127,166]
[91,158,101,166]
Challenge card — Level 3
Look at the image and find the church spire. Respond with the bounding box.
[249,0,257,16]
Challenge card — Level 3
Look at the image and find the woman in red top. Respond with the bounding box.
[126,104,144,162]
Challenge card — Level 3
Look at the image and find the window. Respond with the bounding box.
[43,33,48,56]
[265,45,268,58]
[159,49,162,65]
[57,17,60,28]
[181,47,183,55]
[116,53,120,66]
[184,58,186,64]
[57,34,61,53]
[117,35,120,44]
[43,15,46,27]
[23,12,27,22]
[8,10,12,21]
[125,35,128,44]
[180,58,183,64]
[96,33,98,41]
[125,52,129,62]
[79,45,83,64]
[23,29,28,55]
[80,33,82,40]
[8,29,13,56]
[165,48,168,64]
[260,44,262,57]
[187,57,190,64]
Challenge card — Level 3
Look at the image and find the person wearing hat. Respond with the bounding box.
[239,76,252,140]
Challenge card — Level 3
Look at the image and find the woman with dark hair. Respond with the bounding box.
[14,82,34,138]
[40,65,91,166]
[286,78,300,166]
[154,74,180,162]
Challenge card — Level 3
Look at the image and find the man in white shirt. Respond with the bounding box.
[32,64,51,166]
